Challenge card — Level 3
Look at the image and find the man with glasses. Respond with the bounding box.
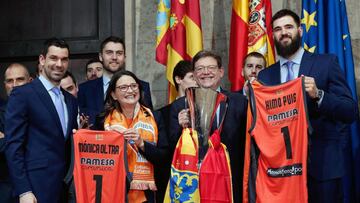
[169,50,248,202]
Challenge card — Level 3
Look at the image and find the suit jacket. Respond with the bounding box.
[169,90,248,202]
[5,78,78,202]
[257,51,358,180]
[78,77,153,126]
[0,101,7,181]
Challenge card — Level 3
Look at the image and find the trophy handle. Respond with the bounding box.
[185,87,196,129]
[208,93,228,135]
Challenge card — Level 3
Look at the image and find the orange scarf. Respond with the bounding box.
[104,103,158,202]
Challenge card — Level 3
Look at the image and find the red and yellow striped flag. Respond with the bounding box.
[156,0,203,103]
[228,0,275,91]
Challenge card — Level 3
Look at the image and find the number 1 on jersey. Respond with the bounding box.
[93,175,103,203]
[281,126,293,159]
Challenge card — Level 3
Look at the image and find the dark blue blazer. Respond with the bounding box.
[78,77,153,126]
[169,90,247,202]
[257,51,358,180]
[0,102,6,176]
[5,78,78,202]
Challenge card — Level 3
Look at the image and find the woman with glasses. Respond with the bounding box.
[95,70,168,203]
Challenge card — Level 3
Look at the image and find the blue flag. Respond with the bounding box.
[301,0,360,202]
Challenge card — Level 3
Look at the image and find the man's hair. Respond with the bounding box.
[85,57,102,72]
[62,71,77,85]
[4,63,30,78]
[244,52,267,67]
[192,50,222,70]
[41,38,69,56]
[172,60,192,91]
[100,36,125,53]
[272,9,301,27]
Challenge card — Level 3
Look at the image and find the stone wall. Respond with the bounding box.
[128,0,360,109]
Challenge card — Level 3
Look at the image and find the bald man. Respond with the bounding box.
[1,63,31,203]
[4,63,32,96]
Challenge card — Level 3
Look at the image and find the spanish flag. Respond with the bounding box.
[199,129,233,203]
[228,0,275,91]
[156,0,203,103]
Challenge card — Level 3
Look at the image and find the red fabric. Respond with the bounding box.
[228,0,275,91]
[199,129,233,203]
[228,8,248,92]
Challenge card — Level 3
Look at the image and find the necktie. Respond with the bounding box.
[52,87,67,136]
[104,81,109,100]
[285,61,295,82]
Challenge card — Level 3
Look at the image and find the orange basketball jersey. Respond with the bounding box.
[73,129,127,203]
[244,77,310,203]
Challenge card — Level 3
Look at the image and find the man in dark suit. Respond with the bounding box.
[5,38,78,203]
[1,63,32,203]
[169,50,247,202]
[257,9,358,203]
[78,36,153,126]
[0,102,14,203]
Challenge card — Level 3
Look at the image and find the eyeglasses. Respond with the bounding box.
[116,83,139,92]
[194,65,219,73]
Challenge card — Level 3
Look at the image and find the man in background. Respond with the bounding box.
[4,63,32,96]
[1,63,32,203]
[156,60,197,202]
[61,71,78,98]
[85,58,103,80]
[78,36,153,126]
[241,52,266,96]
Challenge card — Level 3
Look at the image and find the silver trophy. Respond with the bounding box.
[185,87,227,161]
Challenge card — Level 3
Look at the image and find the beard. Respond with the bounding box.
[274,32,302,58]
[103,62,125,74]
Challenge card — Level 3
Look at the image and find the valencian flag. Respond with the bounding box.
[156,0,203,103]
[228,0,275,91]
[164,128,200,203]
[301,0,360,202]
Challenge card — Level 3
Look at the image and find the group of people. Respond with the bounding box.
[0,8,358,203]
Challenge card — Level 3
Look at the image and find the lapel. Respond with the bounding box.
[219,88,228,124]
[270,62,282,85]
[298,51,315,77]
[32,78,64,136]
[210,88,228,132]
[96,77,105,110]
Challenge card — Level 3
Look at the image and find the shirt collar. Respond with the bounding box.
[216,86,221,93]
[39,75,59,91]
[103,75,111,86]
[279,47,304,67]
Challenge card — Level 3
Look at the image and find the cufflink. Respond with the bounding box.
[315,89,324,101]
